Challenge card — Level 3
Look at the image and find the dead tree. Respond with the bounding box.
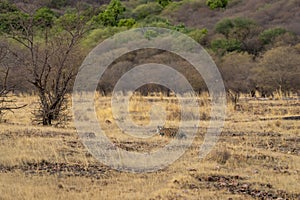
[0,43,26,121]
[1,5,92,125]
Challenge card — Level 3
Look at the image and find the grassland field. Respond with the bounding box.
[0,93,299,200]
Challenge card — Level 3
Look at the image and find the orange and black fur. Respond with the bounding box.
[156,126,187,139]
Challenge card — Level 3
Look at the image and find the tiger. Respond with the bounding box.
[156,126,187,139]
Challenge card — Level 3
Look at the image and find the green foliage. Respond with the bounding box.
[259,27,287,45]
[172,23,188,33]
[211,38,241,55]
[82,26,127,49]
[144,29,159,40]
[229,18,256,41]
[215,18,234,38]
[156,0,171,8]
[215,17,256,38]
[0,10,29,34]
[188,28,208,43]
[0,0,18,12]
[142,15,170,25]
[118,18,136,27]
[206,0,228,9]
[55,8,93,32]
[0,1,29,34]
[95,0,125,26]
[162,1,183,14]
[214,17,260,55]
[132,2,163,20]
[56,12,81,30]
[136,15,170,28]
[233,17,256,30]
[34,7,56,28]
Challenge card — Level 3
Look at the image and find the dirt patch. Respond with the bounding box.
[255,138,300,155]
[187,174,300,199]
[0,160,109,179]
[221,131,281,137]
[0,129,73,139]
[114,140,166,152]
[262,164,292,175]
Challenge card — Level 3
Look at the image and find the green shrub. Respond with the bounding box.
[118,18,136,27]
[206,0,228,9]
[259,27,287,45]
[215,17,256,39]
[233,17,256,29]
[211,38,241,54]
[136,15,170,28]
[156,0,171,7]
[81,27,127,49]
[215,18,234,38]
[162,1,183,14]
[94,0,125,26]
[188,28,208,43]
[0,1,18,12]
[132,2,163,20]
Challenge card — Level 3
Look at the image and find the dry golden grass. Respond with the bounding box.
[0,93,299,199]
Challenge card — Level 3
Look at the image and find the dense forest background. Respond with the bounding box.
[0,0,299,97]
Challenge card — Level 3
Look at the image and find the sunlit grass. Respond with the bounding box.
[0,93,299,199]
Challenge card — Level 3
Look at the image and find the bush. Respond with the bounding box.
[132,2,163,20]
[0,1,18,12]
[156,0,171,8]
[206,0,228,9]
[259,27,287,45]
[215,18,234,38]
[118,18,136,27]
[214,17,260,55]
[172,23,189,33]
[136,15,170,28]
[188,28,208,44]
[233,17,256,30]
[143,15,170,24]
[81,26,127,49]
[211,38,241,54]
[209,146,231,164]
[95,0,125,26]
[162,1,183,14]
[215,17,256,38]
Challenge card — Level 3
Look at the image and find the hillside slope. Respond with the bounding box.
[163,0,300,34]
[6,0,300,34]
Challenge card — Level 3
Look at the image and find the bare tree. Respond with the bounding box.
[218,52,256,109]
[1,5,92,125]
[0,41,26,121]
